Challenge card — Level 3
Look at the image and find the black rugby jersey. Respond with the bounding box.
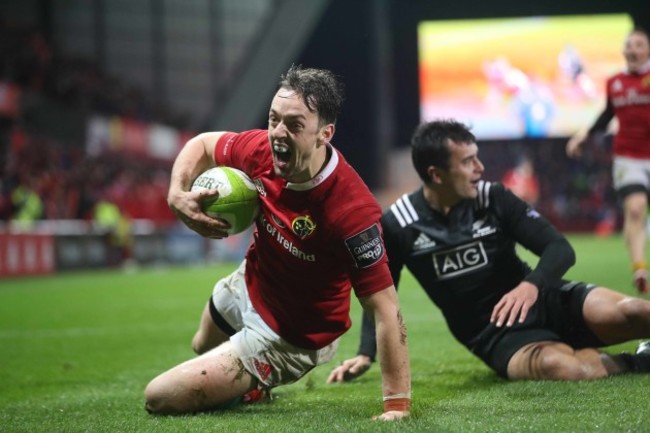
[359,181,575,358]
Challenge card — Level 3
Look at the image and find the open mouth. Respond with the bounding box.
[273,143,292,164]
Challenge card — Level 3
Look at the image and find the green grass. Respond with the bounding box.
[0,234,648,432]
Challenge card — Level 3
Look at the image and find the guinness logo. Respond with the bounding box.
[292,215,316,238]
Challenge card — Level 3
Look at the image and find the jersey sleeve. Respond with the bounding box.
[213,129,268,174]
[587,98,615,135]
[340,205,394,298]
[355,209,407,361]
[492,183,575,288]
[325,185,394,298]
[339,211,392,361]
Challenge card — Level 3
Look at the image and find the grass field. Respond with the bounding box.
[1,234,648,432]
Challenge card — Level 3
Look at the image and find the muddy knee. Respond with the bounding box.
[144,376,174,414]
[144,376,186,415]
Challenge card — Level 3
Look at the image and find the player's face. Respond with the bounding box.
[267,89,334,183]
[439,140,484,201]
[623,31,650,73]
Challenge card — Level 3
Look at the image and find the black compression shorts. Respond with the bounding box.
[469,281,606,378]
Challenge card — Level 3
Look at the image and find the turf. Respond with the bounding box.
[0,234,648,432]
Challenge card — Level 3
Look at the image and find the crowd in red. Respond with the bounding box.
[2,133,176,224]
[0,23,185,226]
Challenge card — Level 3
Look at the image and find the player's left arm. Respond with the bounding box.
[359,285,411,421]
[327,211,408,383]
[491,185,576,327]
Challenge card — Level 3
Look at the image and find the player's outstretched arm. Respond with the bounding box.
[567,102,614,158]
[360,286,411,421]
[566,129,588,158]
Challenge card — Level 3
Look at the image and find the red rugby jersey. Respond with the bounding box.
[214,130,393,349]
[606,68,650,158]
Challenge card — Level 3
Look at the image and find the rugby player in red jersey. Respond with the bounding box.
[567,27,650,293]
[144,65,411,421]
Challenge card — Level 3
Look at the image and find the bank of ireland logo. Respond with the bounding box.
[271,214,286,228]
[432,241,488,279]
[292,215,316,238]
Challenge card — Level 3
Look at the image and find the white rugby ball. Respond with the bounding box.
[191,167,260,234]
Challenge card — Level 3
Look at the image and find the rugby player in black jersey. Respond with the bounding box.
[328,119,650,382]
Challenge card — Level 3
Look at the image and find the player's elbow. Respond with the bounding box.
[552,237,576,268]
[563,238,577,268]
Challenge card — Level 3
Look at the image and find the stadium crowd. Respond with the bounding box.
[0,21,623,236]
[0,23,184,226]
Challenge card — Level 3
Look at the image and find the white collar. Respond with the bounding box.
[285,144,338,191]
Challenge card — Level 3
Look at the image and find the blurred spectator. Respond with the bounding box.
[501,156,540,206]
[93,196,133,267]
[0,22,186,228]
[10,179,43,223]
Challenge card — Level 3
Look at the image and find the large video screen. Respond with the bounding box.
[418,14,631,139]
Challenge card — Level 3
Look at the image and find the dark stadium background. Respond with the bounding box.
[0,0,648,276]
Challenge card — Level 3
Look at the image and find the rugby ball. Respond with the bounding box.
[191,167,260,234]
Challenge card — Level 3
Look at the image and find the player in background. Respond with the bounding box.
[328,119,650,384]
[501,156,540,206]
[144,65,411,421]
[566,27,650,294]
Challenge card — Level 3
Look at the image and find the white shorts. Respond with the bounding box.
[612,156,650,191]
[210,261,339,388]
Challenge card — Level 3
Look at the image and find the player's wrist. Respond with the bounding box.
[357,353,375,363]
[383,392,411,413]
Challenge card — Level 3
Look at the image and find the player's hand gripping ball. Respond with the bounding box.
[191,167,260,235]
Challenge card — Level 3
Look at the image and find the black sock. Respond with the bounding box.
[616,353,650,373]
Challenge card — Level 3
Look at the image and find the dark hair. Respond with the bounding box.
[278,64,344,125]
[411,119,476,182]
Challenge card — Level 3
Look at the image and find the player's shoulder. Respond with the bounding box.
[383,189,425,229]
[473,180,503,210]
[323,152,382,227]
[331,150,378,204]
[233,129,267,143]
[218,129,268,157]
[474,180,518,213]
[226,129,271,175]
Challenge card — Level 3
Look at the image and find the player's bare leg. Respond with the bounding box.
[582,286,650,342]
[188,301,270,404]
[508,287,650,380]
[507,341,611,380]
[623,192,648,293]
[192,301,230,354]
[144,341,255,414]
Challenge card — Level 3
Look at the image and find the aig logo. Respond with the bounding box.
[432,241,488,280]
